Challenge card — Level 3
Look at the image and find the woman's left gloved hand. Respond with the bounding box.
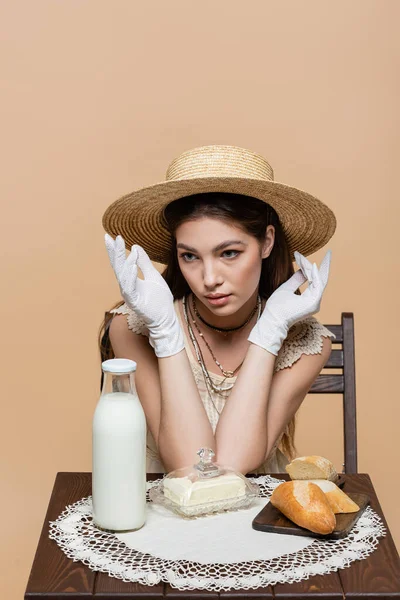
[248,250,332,356]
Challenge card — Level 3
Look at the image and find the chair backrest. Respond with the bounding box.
[100,311,358,474]
[310,312,357,474]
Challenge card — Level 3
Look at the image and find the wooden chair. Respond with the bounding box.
[100,311,358,475]
[309,312,357,474]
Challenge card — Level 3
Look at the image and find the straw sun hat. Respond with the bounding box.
[102,145,336,264]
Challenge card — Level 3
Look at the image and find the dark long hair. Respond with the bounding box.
[98,192,298,460]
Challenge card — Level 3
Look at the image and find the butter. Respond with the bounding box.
[163,472,246,507]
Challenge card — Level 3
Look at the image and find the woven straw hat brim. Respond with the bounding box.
[102,176,336,264]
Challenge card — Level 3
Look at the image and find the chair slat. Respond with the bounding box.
[309,374,344,393]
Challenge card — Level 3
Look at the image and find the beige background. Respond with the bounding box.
[2,1,399,597]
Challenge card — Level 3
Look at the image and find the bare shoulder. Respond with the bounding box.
[108,314,155,362]
[319,335,332,363]
[308,335,332,370]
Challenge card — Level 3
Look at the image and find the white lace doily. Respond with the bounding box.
[49,475,387,592]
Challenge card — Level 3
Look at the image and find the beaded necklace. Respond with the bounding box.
[190,294,261,378]
[182,294,262,413]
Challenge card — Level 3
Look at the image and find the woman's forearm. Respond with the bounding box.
[157,350,215,471]
[215,344,276,474]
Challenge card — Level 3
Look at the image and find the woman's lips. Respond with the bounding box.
[205,294,231,306]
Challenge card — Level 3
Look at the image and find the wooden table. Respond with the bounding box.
[25,472,400,600]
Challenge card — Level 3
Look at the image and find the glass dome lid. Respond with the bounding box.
[149,448,260,518]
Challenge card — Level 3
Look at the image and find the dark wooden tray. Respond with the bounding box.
[252,491,370,540]
[334,473,346,488]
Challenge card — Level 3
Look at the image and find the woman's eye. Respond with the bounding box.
[180,252,197,262]
[222,250,240,259]
[179,250,240,262]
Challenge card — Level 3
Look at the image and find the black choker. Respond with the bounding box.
[192,294,261,334]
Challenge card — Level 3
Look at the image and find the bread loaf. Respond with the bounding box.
[286,456,338,482]
[270,481,336,534]
[304,479,359,513]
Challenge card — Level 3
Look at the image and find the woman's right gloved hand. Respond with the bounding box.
[105,234,184,358]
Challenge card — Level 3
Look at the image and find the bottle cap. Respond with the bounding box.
[102,358,137,373]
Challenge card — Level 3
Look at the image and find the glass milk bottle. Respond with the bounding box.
[92,358,147,532]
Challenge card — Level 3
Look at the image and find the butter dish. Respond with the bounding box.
[149,448,259,518]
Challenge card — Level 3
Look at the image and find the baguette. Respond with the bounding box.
[304,479,359,513]
[286,455,338,482]
[270,481,336,534]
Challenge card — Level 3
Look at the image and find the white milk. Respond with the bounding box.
[92,391,147,531]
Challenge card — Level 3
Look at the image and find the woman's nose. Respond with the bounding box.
[203,261,223,288]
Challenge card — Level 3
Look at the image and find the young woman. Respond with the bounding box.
[99,145,336,475]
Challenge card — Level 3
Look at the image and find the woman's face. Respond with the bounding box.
[175,217,275,320]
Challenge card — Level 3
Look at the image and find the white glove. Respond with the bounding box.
[248,250,332,356]
[105,234,185,358]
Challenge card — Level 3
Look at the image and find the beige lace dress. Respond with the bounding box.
[110,300,336,474]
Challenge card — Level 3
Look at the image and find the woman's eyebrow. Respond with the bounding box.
[177,240,248,253]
